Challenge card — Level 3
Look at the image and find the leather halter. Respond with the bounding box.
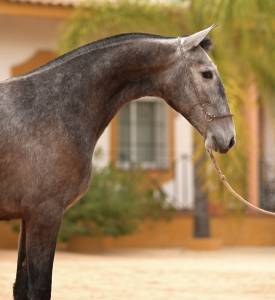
[177,37,233,123]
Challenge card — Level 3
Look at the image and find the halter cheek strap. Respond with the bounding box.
[177,37,234,123]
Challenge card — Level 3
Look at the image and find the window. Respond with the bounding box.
[118,98,169,169]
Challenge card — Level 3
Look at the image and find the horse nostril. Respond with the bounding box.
[211,135,218,149]
[228,136,235,149]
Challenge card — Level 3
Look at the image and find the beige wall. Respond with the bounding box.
[0,15,61,80]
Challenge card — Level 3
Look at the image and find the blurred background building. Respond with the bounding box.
[0,0,274,250]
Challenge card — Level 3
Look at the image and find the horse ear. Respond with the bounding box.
[199,37,212,52]
[181,25,216,51]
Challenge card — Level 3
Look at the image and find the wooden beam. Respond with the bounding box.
[0,1,73,18]
[245,82,260,211]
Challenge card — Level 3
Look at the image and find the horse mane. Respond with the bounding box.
[24,33,174,76]
[15,32,210,78]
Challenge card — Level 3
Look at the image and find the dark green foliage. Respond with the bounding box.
[59,0,188,53]
[59,165,174,241]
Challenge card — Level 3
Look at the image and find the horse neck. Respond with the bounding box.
[62,39,177,140]
[29,39,177,153]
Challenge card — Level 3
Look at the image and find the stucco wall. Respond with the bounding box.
[0,15,61,80]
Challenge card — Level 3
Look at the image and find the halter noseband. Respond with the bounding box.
[177,37,233,123]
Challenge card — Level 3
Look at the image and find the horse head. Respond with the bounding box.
[163,25,235,153]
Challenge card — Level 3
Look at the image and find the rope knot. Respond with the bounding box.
[220,174,226,181]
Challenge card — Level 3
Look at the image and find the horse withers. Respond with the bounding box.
[0,25,235,299]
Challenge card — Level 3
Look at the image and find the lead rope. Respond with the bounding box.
[207,149,275,217]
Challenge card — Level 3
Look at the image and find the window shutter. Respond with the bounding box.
[155,101,169,168]
[136,101,155,164]
[118,105,131,163]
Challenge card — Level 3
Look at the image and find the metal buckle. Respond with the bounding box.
[205,112,215,122]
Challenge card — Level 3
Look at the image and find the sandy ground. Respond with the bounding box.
[1,247,275,300]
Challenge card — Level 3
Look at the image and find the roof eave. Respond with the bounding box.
[0,0,73,18]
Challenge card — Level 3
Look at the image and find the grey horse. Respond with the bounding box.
[0,25,235,299]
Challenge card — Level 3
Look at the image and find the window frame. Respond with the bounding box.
[117,97,169,170]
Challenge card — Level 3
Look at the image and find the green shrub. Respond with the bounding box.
[59,165,174,241]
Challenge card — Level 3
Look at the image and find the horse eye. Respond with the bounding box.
[201,71,213,79]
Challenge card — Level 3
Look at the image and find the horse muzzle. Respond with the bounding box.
[205,130,236,154]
